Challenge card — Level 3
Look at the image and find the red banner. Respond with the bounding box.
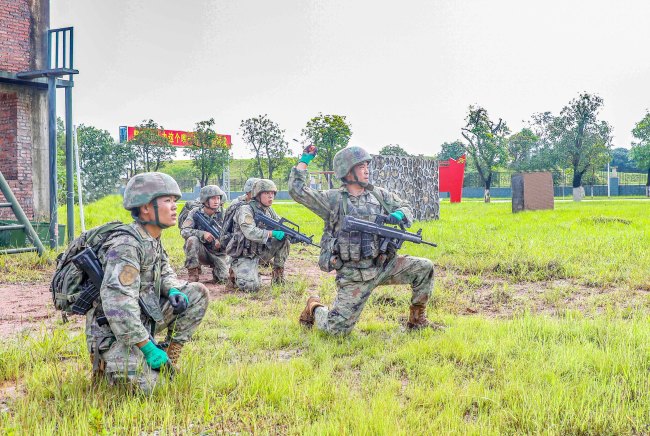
[123,126,232,149]
[439,155,466,203]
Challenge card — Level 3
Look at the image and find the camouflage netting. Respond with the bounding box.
[369,155,439,220]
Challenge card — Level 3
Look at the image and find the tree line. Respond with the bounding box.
[57,92,650,203]
[378,93,650,202]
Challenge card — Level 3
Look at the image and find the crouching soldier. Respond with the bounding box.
[289,146,438,335]
[87,172,208,393]
[181,185,229,283]
[225,179,290,291]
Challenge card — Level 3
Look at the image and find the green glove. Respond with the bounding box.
[169,288,189,304]
[140,341,168,369]
[387,210,405,224]
[271,230,286,241]
[299,145,317,164]
[299,153,315,164]
[168,288,189,315]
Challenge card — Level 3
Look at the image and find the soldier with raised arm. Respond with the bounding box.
[289,146,439,334]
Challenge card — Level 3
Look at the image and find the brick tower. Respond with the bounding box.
[0,0,50,220]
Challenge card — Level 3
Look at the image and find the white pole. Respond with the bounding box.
[73,125,86,232]
[607,161,610,199]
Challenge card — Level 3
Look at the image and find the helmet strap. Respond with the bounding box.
[136,198,171,229]
[341,172,369,188]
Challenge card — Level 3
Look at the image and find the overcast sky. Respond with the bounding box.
[52,0,650,159]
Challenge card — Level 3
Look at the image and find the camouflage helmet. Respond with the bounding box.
[243,177,260,194]
[123,172,181,209]
[251,179,277,198]
[333,146,372,179]
[199,185,226,204]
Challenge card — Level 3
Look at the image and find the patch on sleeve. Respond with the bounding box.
[244,215,254,225]
[118,264,139,286]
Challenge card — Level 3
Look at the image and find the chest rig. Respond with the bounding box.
[334,190,390,268]
[226,200,269,258]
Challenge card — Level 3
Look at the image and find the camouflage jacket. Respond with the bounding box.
[180,205,224,253]
[87,222,186,348]
[288,167,413,278]
[227,194,247,209]
[225,200,280,257]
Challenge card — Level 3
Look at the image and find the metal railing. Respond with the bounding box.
[462,170,647,188]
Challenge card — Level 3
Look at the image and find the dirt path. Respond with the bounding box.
[1,256,647,338]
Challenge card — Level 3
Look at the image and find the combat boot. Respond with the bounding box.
[164,341,184,367]
[407,305,445,331]
[271,267,285,285]
[299,296,325,327]
[188,267,201,283]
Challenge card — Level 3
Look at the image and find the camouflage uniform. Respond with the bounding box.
[225,180,290,292]
[289,147,434,335]
[86,172,208,393]
[181,205,229,282]
[227,194,247,209]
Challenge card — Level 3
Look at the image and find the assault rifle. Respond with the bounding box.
[254,211,320,248]
[71,247,175,375]
[193,212,221,248]
[341,215,437,255]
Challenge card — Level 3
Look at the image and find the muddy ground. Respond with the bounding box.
[1,256,647,339]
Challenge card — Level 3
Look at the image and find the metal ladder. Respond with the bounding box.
[0,170,45,256]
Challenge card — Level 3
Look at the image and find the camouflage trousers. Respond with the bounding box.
[230,238,290,292]
[314,255,434,335]
[94,283,209,393]
[184,236,230,282]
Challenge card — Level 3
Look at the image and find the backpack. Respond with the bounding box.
[178,200,201,229]
[51,221,142,316]
[220,201,246,248]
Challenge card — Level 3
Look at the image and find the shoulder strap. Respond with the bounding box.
[369,189,391,215]
[340,190,390,216]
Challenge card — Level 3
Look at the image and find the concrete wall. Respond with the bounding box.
[0,0,50,220]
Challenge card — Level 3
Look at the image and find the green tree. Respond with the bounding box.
[379,144,410,156]
[77,124,132,201]
[543,93,612,200]
[301,114,352,184]
[461,106,510,202]
[127,119,175,175]
[630,112,650,195]
[184,118,230,187]
[436,140,465,161]
[610,147,639,173]
[240,115,288,179]
[507,128,539,171]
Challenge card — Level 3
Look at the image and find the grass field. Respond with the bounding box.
[1,197,649,434]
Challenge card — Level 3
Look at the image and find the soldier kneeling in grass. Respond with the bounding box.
[289,146,441,334]
[225,179,290,291]
[87,173,208,392]
[181,185,230,284]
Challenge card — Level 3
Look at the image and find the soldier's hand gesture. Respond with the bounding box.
[299,144,317,165]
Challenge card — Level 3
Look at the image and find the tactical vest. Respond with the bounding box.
[92,223,165,331]
[225,200,270,258]
[318,188,390,271]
